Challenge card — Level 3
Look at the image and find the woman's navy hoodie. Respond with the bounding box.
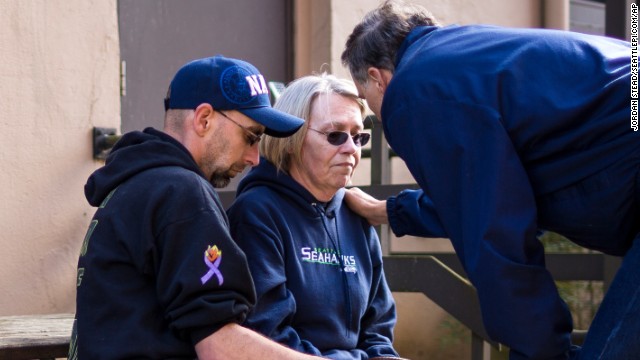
[227,158,399,359]
[74,128,255,359]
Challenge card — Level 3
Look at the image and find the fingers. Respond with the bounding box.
[346,186,377,202]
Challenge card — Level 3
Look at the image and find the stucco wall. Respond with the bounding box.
[296,0,552,76]
[0,0,120,315]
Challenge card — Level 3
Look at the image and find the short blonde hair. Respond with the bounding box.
[261,73,365,172]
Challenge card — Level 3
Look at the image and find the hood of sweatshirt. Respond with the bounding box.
[236,157,345,217]
[85,127,204,207]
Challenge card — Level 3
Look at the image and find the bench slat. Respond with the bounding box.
[0,313,74,359]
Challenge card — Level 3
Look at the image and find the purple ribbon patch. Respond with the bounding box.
[200,252,224,285]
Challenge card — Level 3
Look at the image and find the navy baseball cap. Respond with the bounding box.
[164,55,304,137]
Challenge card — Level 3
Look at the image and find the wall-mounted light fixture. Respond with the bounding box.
[93,127,121,160]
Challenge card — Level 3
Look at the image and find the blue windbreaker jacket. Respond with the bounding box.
[382,25,638,359]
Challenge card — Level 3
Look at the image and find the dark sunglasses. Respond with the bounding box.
[308,128,370,147]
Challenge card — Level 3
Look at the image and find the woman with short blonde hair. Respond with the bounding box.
[261,73,365,173]
[228,73,402,359]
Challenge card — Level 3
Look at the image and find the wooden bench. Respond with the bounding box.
[0,313,74,360]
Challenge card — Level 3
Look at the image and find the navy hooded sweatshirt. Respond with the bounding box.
[380,25,638,359]
[73,128,256,359]
[227,159,399,359]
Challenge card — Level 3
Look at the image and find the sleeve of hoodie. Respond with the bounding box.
[143,175,256,346]
[382,94,573,360]
[357,225,400,359]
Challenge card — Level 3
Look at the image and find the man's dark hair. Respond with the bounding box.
[341,0,439,84]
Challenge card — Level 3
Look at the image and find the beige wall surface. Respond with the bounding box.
[296,0,544,79]
[0,0,120,315]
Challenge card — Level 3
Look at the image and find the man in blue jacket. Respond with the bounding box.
[341,1,638,359]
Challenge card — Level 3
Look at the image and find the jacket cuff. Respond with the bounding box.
[387,195,407,237]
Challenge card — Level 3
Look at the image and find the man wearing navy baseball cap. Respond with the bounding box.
[165,55,304,137]
[72,56,317,359]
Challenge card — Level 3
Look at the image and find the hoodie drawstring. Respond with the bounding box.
[313,203,353,336]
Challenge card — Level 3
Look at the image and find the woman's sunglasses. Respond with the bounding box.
[308,128,371,147]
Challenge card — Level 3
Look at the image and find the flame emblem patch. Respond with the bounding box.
[200,245,224,285]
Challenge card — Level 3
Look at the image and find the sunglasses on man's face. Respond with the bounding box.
[308,128,371,147]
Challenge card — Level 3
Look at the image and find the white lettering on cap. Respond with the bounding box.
[246,74,268,96]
